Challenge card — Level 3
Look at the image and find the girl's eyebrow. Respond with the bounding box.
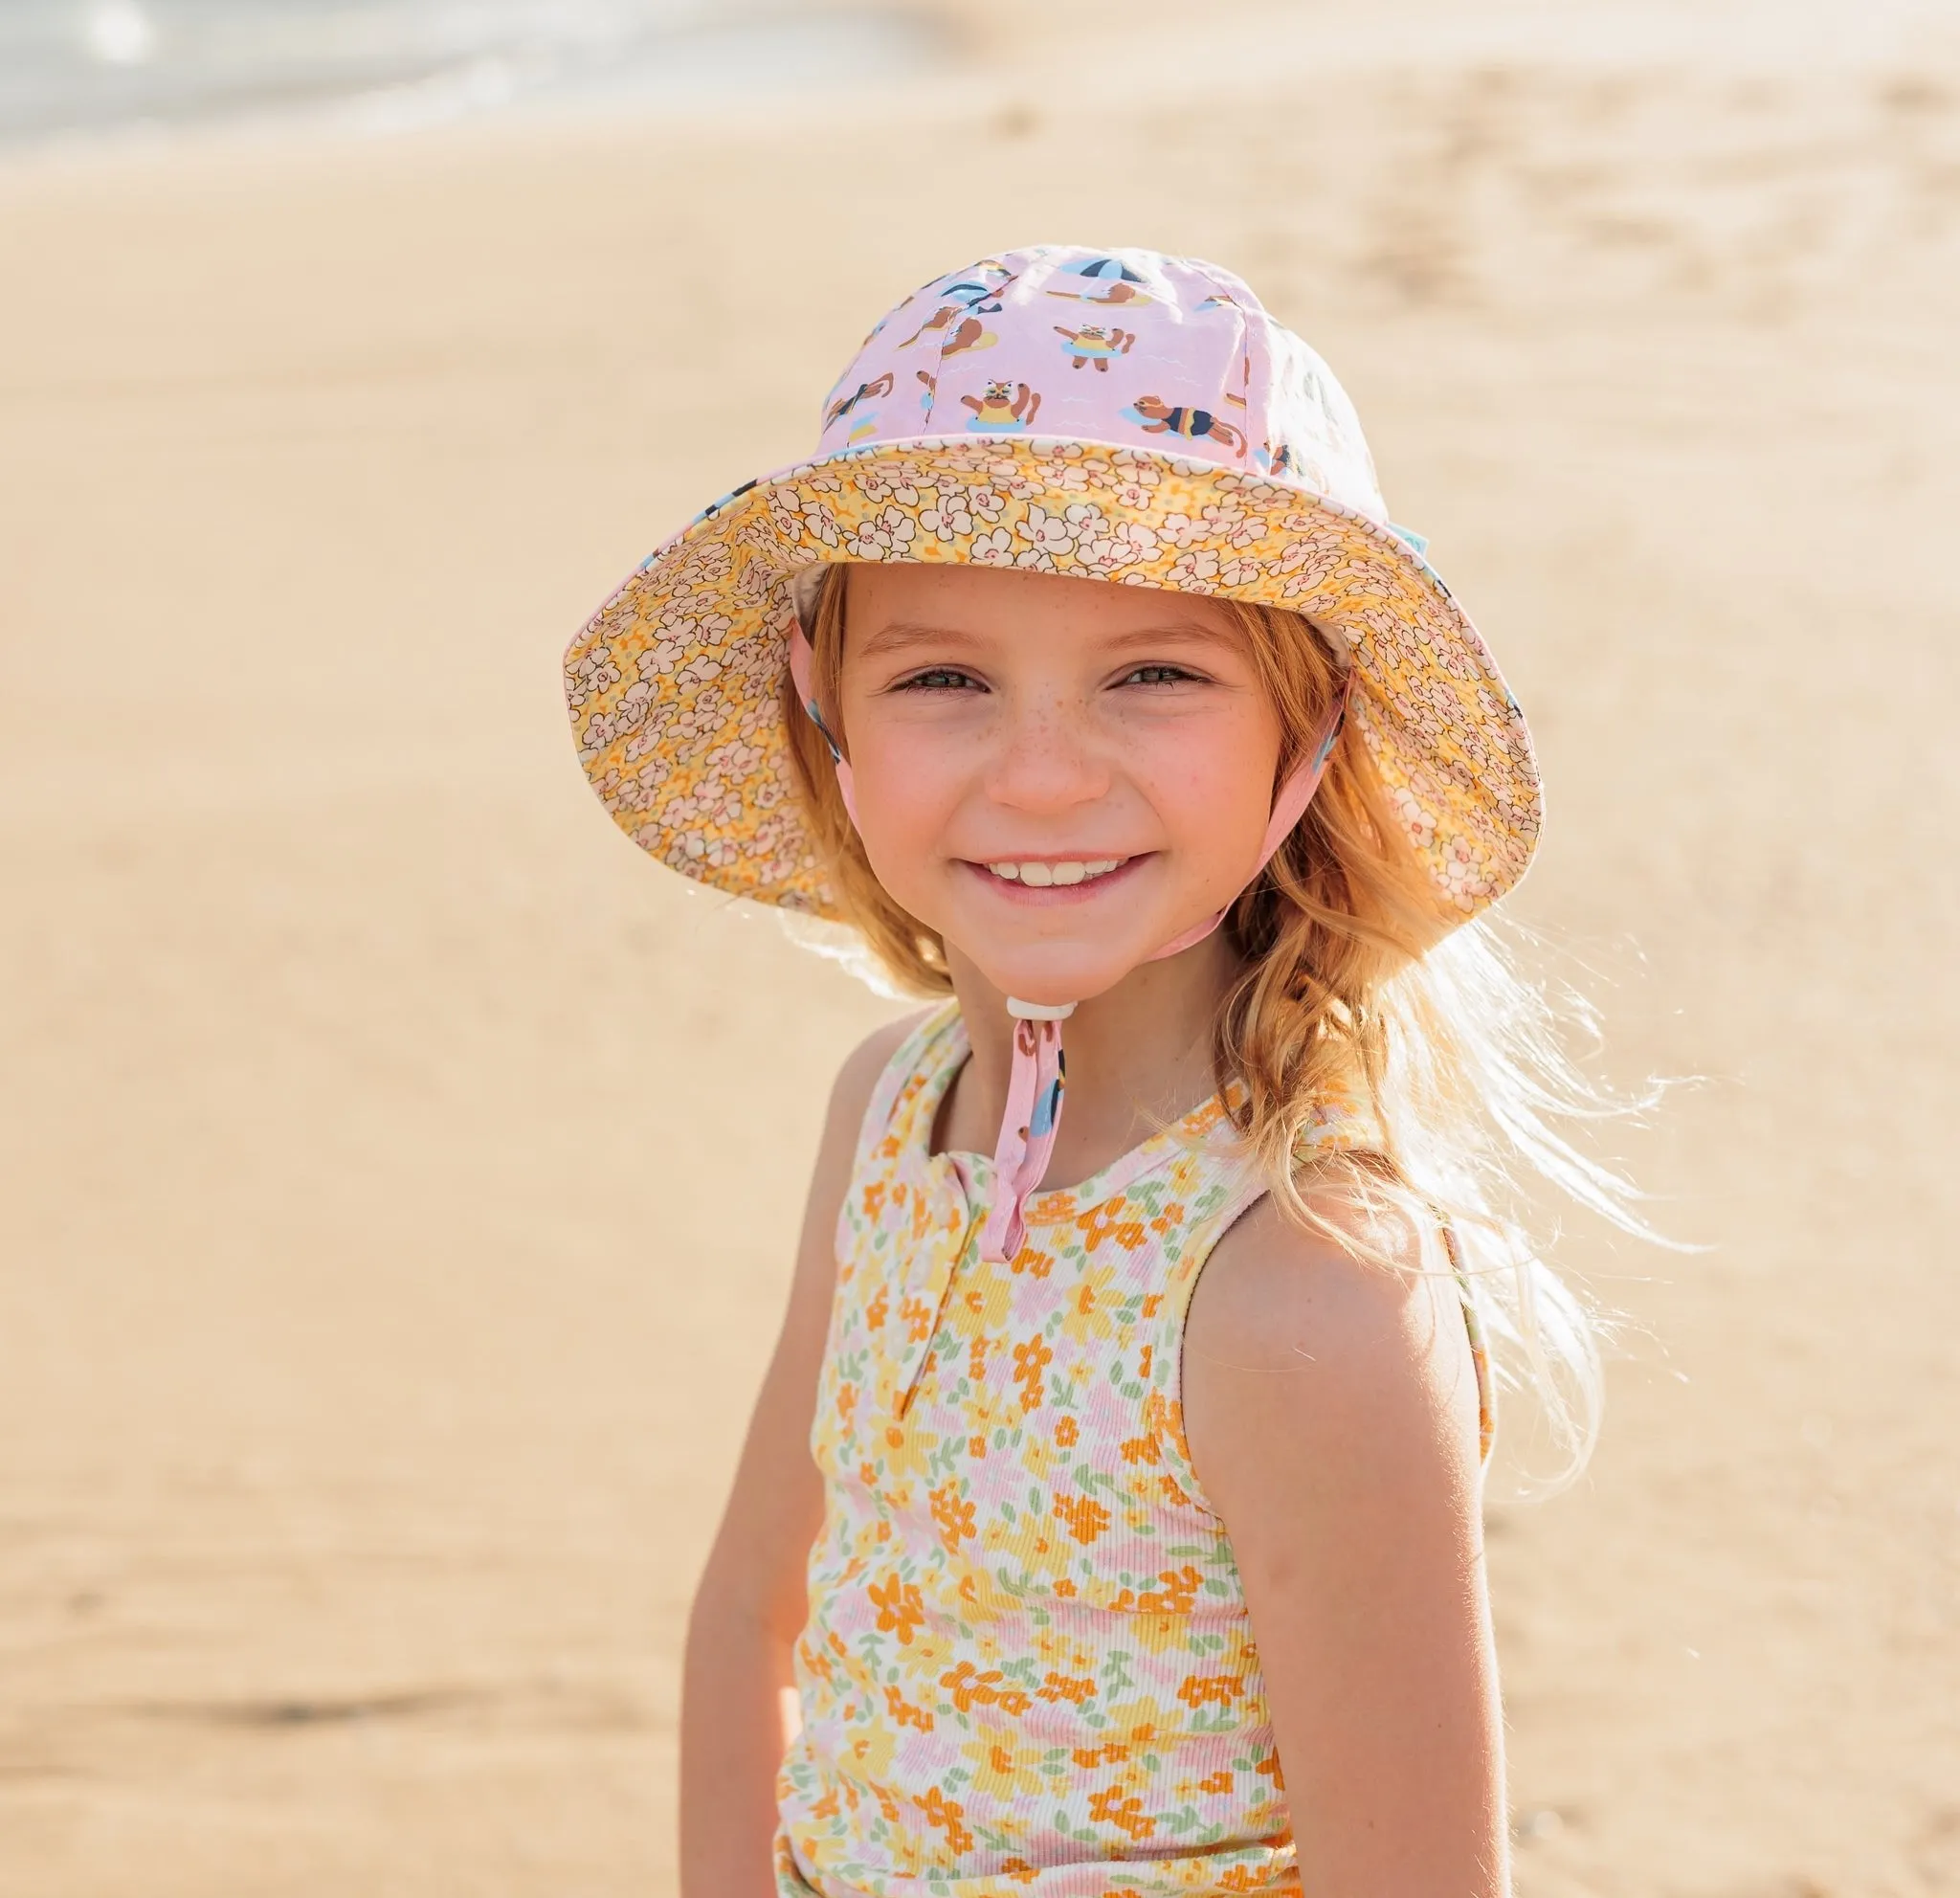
[854,618,1237,660]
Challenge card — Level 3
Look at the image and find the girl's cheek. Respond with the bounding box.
[846,735,963,903]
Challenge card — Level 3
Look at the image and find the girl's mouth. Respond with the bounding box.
[964,855,1145,901]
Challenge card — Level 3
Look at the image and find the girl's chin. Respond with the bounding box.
[949,939,1161,1010]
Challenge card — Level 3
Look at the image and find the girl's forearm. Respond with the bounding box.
[679,1578,799,1898]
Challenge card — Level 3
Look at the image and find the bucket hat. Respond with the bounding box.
[564,244,1542,928]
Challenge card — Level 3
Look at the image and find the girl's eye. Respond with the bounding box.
[1123,663,1200,687]
[896,667,983,693]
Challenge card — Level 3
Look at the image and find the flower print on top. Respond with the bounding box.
[772,1004,1494,1895]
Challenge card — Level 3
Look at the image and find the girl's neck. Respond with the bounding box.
[936,938,1241,1191]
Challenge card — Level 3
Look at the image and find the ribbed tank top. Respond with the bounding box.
[774,1003,1489,1895]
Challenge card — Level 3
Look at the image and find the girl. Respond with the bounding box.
[565,247,1639,1896]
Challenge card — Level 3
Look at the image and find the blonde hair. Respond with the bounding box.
[786,567,1654,1487]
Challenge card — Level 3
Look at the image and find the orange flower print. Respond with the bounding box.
[1076,1205,1126,1249]
[1112,1565,1201,1616]
[1087,1782,1156,1841]
[1053,1576,1077,1597]
[1199,1768,1235,1795]
[867,1574,925,1645]
[1149,1202,1186,1236]
[862,1181,887,1220]
[1137,1343,1153,1380]
[883,1684,935,1732]
[1012,1334,1054,1411]
[940,1661,1033,1717]
[1054,1492,1111,1546]
[1010,1245,1053,1279]
[1256,1747,1286,1787]
[929,1482,976,1551]
[1037,1671,1095,1705]
[1119,1434,1161,1465]
[916,1787,974,1855]
[865,1284,889,1330]
[1138,1565,1201,1613]
[901,1293,934,1343]
[1000,1860,1038,1886]
[1176,1671,1244,1709]
[835,1382,858,1424]
[1055,1415,1079,1447]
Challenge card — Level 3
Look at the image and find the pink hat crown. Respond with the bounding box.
[813,246,1389,522]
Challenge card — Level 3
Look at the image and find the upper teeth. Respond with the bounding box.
[988,859,1124,887]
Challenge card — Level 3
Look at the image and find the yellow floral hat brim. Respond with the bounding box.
[564,435,1541,924]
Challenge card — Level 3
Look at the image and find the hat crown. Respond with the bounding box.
[813,245,1388,521]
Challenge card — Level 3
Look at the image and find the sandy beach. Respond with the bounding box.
[3,2,1958,1890]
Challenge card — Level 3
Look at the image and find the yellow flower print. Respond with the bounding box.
[867,1574,925,1645]
[962,1731,1049,1802]
[1053,1491,1112,1546]
[1059,1262,1122,1347]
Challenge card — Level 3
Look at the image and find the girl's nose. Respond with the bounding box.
[984,697,1111,816]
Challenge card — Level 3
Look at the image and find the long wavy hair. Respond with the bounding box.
[784,565,1655,1487]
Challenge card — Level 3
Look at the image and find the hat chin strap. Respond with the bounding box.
[789,621,1349,1262]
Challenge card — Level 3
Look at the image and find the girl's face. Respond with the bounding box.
[835,564,1284,1007]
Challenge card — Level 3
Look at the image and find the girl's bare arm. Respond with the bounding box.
[1183,1191,1507,1898]
[679,1017,918,1898]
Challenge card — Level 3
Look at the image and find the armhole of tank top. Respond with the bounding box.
[830,1002,963,1272]
[1438,1219,1499,1466]
[1149,1168,1274,1521]
[847,1003,960,1172]
[1152,1178,1500,1512]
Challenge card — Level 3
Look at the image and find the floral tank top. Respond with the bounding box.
[774,1004,1490,1896]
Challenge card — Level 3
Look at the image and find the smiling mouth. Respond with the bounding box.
[979,856,1132,888]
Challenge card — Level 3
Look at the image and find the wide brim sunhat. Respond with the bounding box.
[564,245,1541,924]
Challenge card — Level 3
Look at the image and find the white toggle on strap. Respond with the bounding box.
[786,611,1349,1264]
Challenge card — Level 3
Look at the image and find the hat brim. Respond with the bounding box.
[564,435,1541,923]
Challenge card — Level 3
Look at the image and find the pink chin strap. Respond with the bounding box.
[789,618,1349,1262]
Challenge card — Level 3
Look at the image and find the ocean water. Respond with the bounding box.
[0,0,947,146]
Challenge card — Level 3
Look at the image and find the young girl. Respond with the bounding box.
[565,247,1637,1896]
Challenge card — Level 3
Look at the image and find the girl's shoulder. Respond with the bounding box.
[1187,1184,1488,1474]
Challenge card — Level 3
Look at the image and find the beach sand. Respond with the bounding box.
[3,3,1958,1890]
